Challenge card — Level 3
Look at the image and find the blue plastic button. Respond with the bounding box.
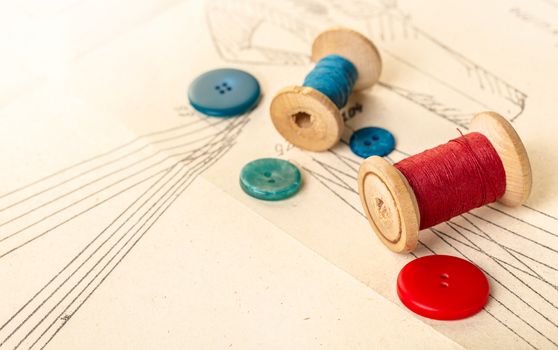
[240,158,301,201]
[349,127,395,158]
[188,68,260,117]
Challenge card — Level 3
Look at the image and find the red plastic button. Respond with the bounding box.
[397,255,489,320]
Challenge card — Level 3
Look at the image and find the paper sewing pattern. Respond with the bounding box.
[0,0,556,349]
[207,0,527,127]
[206,0,557,348]
[0,115,249,349]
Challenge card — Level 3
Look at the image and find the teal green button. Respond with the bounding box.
[240,158,301,201]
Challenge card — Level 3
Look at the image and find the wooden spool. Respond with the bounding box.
[270,28,382,152]
[357,111,532,253]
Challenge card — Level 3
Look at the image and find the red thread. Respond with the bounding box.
[395,132,506,229]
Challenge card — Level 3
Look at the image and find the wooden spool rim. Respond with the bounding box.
[470,111,532,206]
[358,156,420,253]
[311,27,382,91]
[269,86,343,152]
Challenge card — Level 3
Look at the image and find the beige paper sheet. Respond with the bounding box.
[0,0,556,349]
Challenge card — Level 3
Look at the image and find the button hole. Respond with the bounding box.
[222,82,228,86]
[263,171,272,177]
[440,282,449,288]
[364,140,372,146]
[226,87,232,91]
[440,273,449,279]
[219,91,225,94]
[214,86,220,90]
[268,179,276,183]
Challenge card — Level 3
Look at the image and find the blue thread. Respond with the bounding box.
[303,54,358,109]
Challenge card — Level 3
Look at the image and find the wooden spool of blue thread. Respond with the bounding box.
[270,28,382,151]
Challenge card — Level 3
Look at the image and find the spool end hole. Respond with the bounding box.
[292,112,313,128]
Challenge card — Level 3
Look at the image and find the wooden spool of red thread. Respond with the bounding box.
[358,112,532,253]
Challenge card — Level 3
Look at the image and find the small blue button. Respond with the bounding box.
[240,158,301,201]
[349,127,395,158]
[188,68,261,117]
